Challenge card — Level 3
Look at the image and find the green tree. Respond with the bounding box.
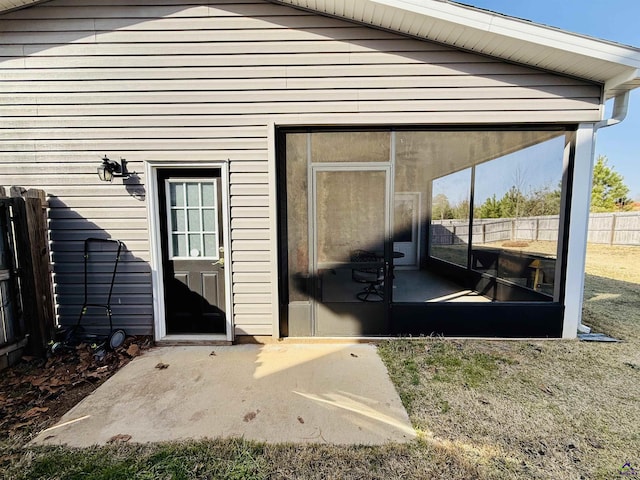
[526,185,561,216]
[450,199,470,220]
[499,186,528,218]
[591,155,631,212]
[476,194,502,219]
[432,193,452,220]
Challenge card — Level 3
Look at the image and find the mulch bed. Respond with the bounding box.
[0,336,152,435]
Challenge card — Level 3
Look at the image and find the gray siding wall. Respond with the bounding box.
[0,0,603,336]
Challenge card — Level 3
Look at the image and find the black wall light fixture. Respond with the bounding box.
[97,155,131,182]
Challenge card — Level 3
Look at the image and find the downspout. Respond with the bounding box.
[595,91,630,130]
[576,91,630,334]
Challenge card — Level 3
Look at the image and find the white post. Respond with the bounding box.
[563,123,596,338]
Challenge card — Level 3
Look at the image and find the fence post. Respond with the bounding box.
[10,189,55,357]
[609,214,617,246]
[535,218,539,241]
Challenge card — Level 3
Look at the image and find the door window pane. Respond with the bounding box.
[204,234,218,257]
[202,209,216,231]
[186,183,200,206]
[204,234,217,257]
[167,180,219,259]
[187,209,201,231]
[188,234,202,256]
[201,183,215,207]
[170,183,184,207]
[171,210,186,231]
[172,234,186,257]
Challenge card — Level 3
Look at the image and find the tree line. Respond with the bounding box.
[432,155,632,221]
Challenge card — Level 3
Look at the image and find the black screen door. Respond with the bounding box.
[312,166,392,336]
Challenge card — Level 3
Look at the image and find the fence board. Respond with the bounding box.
[432,212,640,246]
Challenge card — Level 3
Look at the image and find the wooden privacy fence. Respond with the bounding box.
[587,212,640,245]
[433,211,640,246]
[0,187,55,367]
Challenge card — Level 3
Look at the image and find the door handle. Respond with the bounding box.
[211,257,225,267]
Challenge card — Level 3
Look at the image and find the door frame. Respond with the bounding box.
[393,191,421,269]
[146,160,233,342]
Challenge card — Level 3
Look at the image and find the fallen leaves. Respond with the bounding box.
[107,434,132,444]
[21,407,49,419]
[126,344,140,357]
[243,410,260,422]
[1,336,152,434]
[29,377,48,387]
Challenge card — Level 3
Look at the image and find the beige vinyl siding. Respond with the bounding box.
[0,0,602,336]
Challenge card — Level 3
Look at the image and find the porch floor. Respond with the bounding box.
[321,268,490,303]
[30,344,415,446]
[393,270,491,302]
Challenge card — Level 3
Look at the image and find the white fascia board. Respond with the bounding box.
[485,18,640,67]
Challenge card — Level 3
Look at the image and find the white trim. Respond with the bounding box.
[145,159,234,343]
[159,334,229,342]
[310,164,392,334]
[146,160,166,341]
[393,191,421,269]
[562,123,596,339]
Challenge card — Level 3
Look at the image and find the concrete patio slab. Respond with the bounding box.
[31,344,415,446]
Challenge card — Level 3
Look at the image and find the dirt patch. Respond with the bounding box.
[501,240,530,248]
[500,241,640,283]
[0,336,152,436]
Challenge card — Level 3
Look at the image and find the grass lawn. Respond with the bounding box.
[2,244,639,479]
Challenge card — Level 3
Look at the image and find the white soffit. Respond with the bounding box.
[1,0,639,98]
